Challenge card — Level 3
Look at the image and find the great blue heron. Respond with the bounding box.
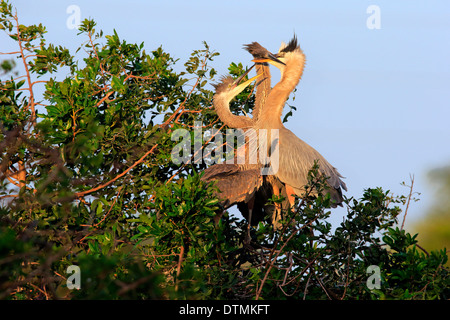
[201,43,290,232]
[250,35,347,214]
[201,71,264,229]
[202,36,346,233]
[236,42,291,228]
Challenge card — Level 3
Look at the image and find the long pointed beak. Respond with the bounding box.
[233,67,262,90]
[252,52,285,65]
[238,73,262,88]
[235,64,255,84]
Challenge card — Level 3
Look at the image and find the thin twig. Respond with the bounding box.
[14,12,36,127]
[255,186,317,299]
[75,144,158,197]
[175,245,185,292]
[93,185,123,227]
[401,174,415,230]
[255,209,319,300]
[314,274,332,300]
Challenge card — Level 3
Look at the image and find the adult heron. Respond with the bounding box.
[250,35,347,214]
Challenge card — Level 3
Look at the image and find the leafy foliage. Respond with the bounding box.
[0,1,448,300]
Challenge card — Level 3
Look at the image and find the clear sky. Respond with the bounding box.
[3,0,450,229]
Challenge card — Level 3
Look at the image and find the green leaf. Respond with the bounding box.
[111,75,123,92]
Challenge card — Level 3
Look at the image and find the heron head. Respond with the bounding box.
[246,35,302,69]
[243,41,286,66]
[213,68,261,98]
[274,35,303,65]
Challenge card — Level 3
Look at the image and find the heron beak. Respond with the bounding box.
[233,68,262,91]
[234,64,256,85]
[252,52,286,65]
[239,73,262,88]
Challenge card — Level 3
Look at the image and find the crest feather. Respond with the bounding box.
[212,75,234,94]
[280,35,299,53]
[243,42,269,58]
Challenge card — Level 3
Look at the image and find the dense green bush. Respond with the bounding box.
[0,1,448,300]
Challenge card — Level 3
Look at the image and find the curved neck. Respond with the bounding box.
[213,94,254,129]
[257,53,305,129]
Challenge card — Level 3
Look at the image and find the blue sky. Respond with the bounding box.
[3,1,450,229]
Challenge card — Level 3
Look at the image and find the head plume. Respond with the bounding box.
[243,42,270,59]
[279,35,300,54]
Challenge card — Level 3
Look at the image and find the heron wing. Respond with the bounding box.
[276,128,347,204]
[201,163,263,209]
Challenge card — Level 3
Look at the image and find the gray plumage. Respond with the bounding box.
[203,35,347,231]
[276,128,347,204]
[202,163,262,209]
[251,35,347,207]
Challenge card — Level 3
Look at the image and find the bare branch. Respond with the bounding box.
[75,144,158,197]
[401,174,415,230]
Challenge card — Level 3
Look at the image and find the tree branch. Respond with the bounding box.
[75,144,158,197]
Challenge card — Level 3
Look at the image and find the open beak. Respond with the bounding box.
[235,64,255,84]
[233,66,262,89]
[252,52,285,65]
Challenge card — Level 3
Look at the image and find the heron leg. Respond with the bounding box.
[272,185,282,230]
[285,184,296,208]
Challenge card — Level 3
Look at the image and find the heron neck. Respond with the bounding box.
[257,54,305,129]
[213,96,254,129]
[253,63,271,122]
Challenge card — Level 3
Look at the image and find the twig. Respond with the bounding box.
[314,274,333,300]
[94,90,114,108]
[303,273,312,300]
[255,186,317,300]
[340,242,352,300]
[75,144,158,197]
[28,283,50,300]
[416,243,430,257]
[14,11,36,127]
[401,174,415,230]
[175,245,185,292]
[0,50,21,55]
[255,212,319,300]
[93,185,123,227]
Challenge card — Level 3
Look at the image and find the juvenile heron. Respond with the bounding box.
[237,42,291,228]
[201,71,264,230]
[202,45,288,231]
